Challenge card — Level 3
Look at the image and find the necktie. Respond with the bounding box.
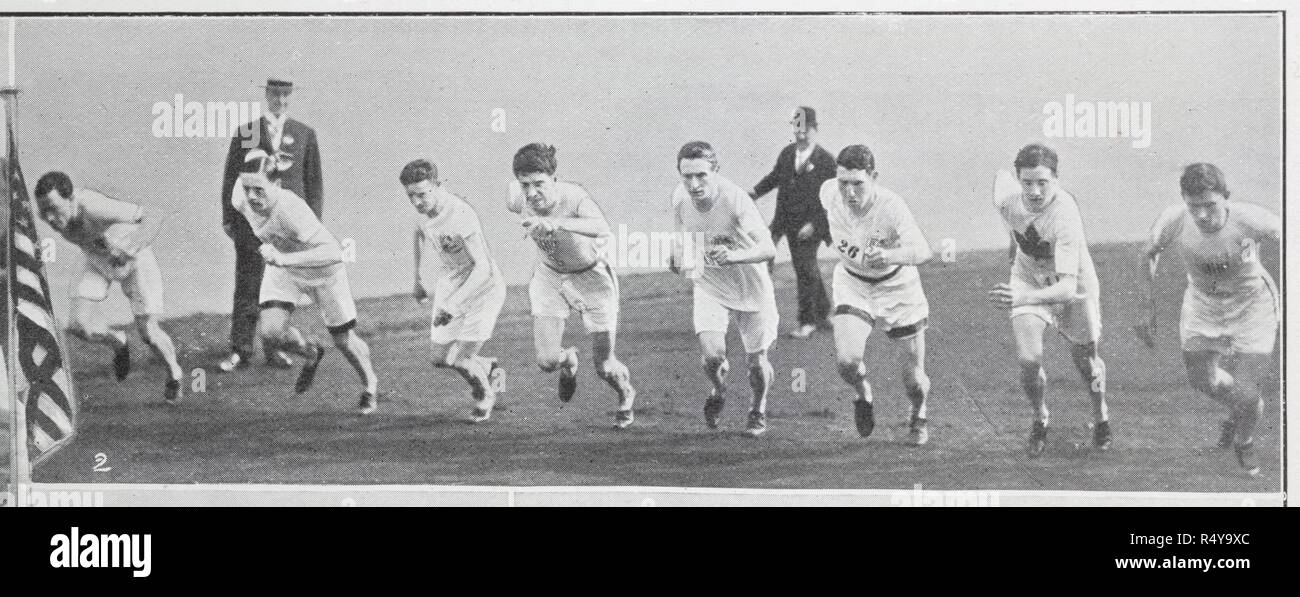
[795,148,810,174]
[268,119,281,151]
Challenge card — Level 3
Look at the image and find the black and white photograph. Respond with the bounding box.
[0,2,1290,516]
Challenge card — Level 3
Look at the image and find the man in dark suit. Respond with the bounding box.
[749,106,835,339]
[219,78,325,371]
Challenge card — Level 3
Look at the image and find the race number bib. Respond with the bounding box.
[701,234,738,268]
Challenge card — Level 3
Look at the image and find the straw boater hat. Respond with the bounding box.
[260,78,294,93]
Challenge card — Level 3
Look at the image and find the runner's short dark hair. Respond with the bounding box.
[836,145,875,173]
[513,143,558,177]
[1014,144,1059,177]
[35,171,73,201]
[676,141,719,171]
[1180,163,1230,199]
[400,159,438,186]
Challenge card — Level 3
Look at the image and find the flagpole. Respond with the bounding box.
[3,16,29,503]
[6,18,12,87]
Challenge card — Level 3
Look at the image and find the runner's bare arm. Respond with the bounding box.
[1253,205,1282,243]
[668,193,685,274]
[714,226,777,265]
[1022,273,1079,306]
[989,274,1079,308]
[543,195,611,238]
[542,214,609,238]
[110,213,163,259]
[439,232,493,316]
[874,208,934,266]
[413,227,428,301]
[269,228,343,268]
[506,182,525,214]
[1134,210,1176,347]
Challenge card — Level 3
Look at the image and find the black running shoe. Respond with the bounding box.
[558,369,578,403]
[357,391,377,415]
[614,409,634,430]
[1218,419,1236,449]
[164,378,182,405]
[294,343,326,394]
[703,394,726,429]
[265,350,294,369]
[1093,421,1112,451]
[468,406,491,424]
[113,343,131,382]
[853,400,875,438]
[1027,420,1049,458]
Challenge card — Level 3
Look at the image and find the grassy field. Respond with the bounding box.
[34,242,1281,492]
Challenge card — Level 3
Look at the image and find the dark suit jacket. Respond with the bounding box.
[752,142,836,244]
[221,116,323,237]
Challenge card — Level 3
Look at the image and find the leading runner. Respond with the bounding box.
[35,171,185,404]
[508,143,637,429]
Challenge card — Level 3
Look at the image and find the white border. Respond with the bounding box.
[15,483,1285,507]
[0,0,1294,13]
[2,3,1292,506]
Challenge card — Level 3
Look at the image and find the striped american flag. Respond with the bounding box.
[4,117,78,469]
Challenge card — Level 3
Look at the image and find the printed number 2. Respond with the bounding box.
[837,240,860,259]
[93,453,112,473]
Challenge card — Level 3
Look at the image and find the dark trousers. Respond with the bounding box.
[230,235,265,358]
[784,232,831,326]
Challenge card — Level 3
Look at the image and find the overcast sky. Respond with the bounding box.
[4,14,1281,317]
